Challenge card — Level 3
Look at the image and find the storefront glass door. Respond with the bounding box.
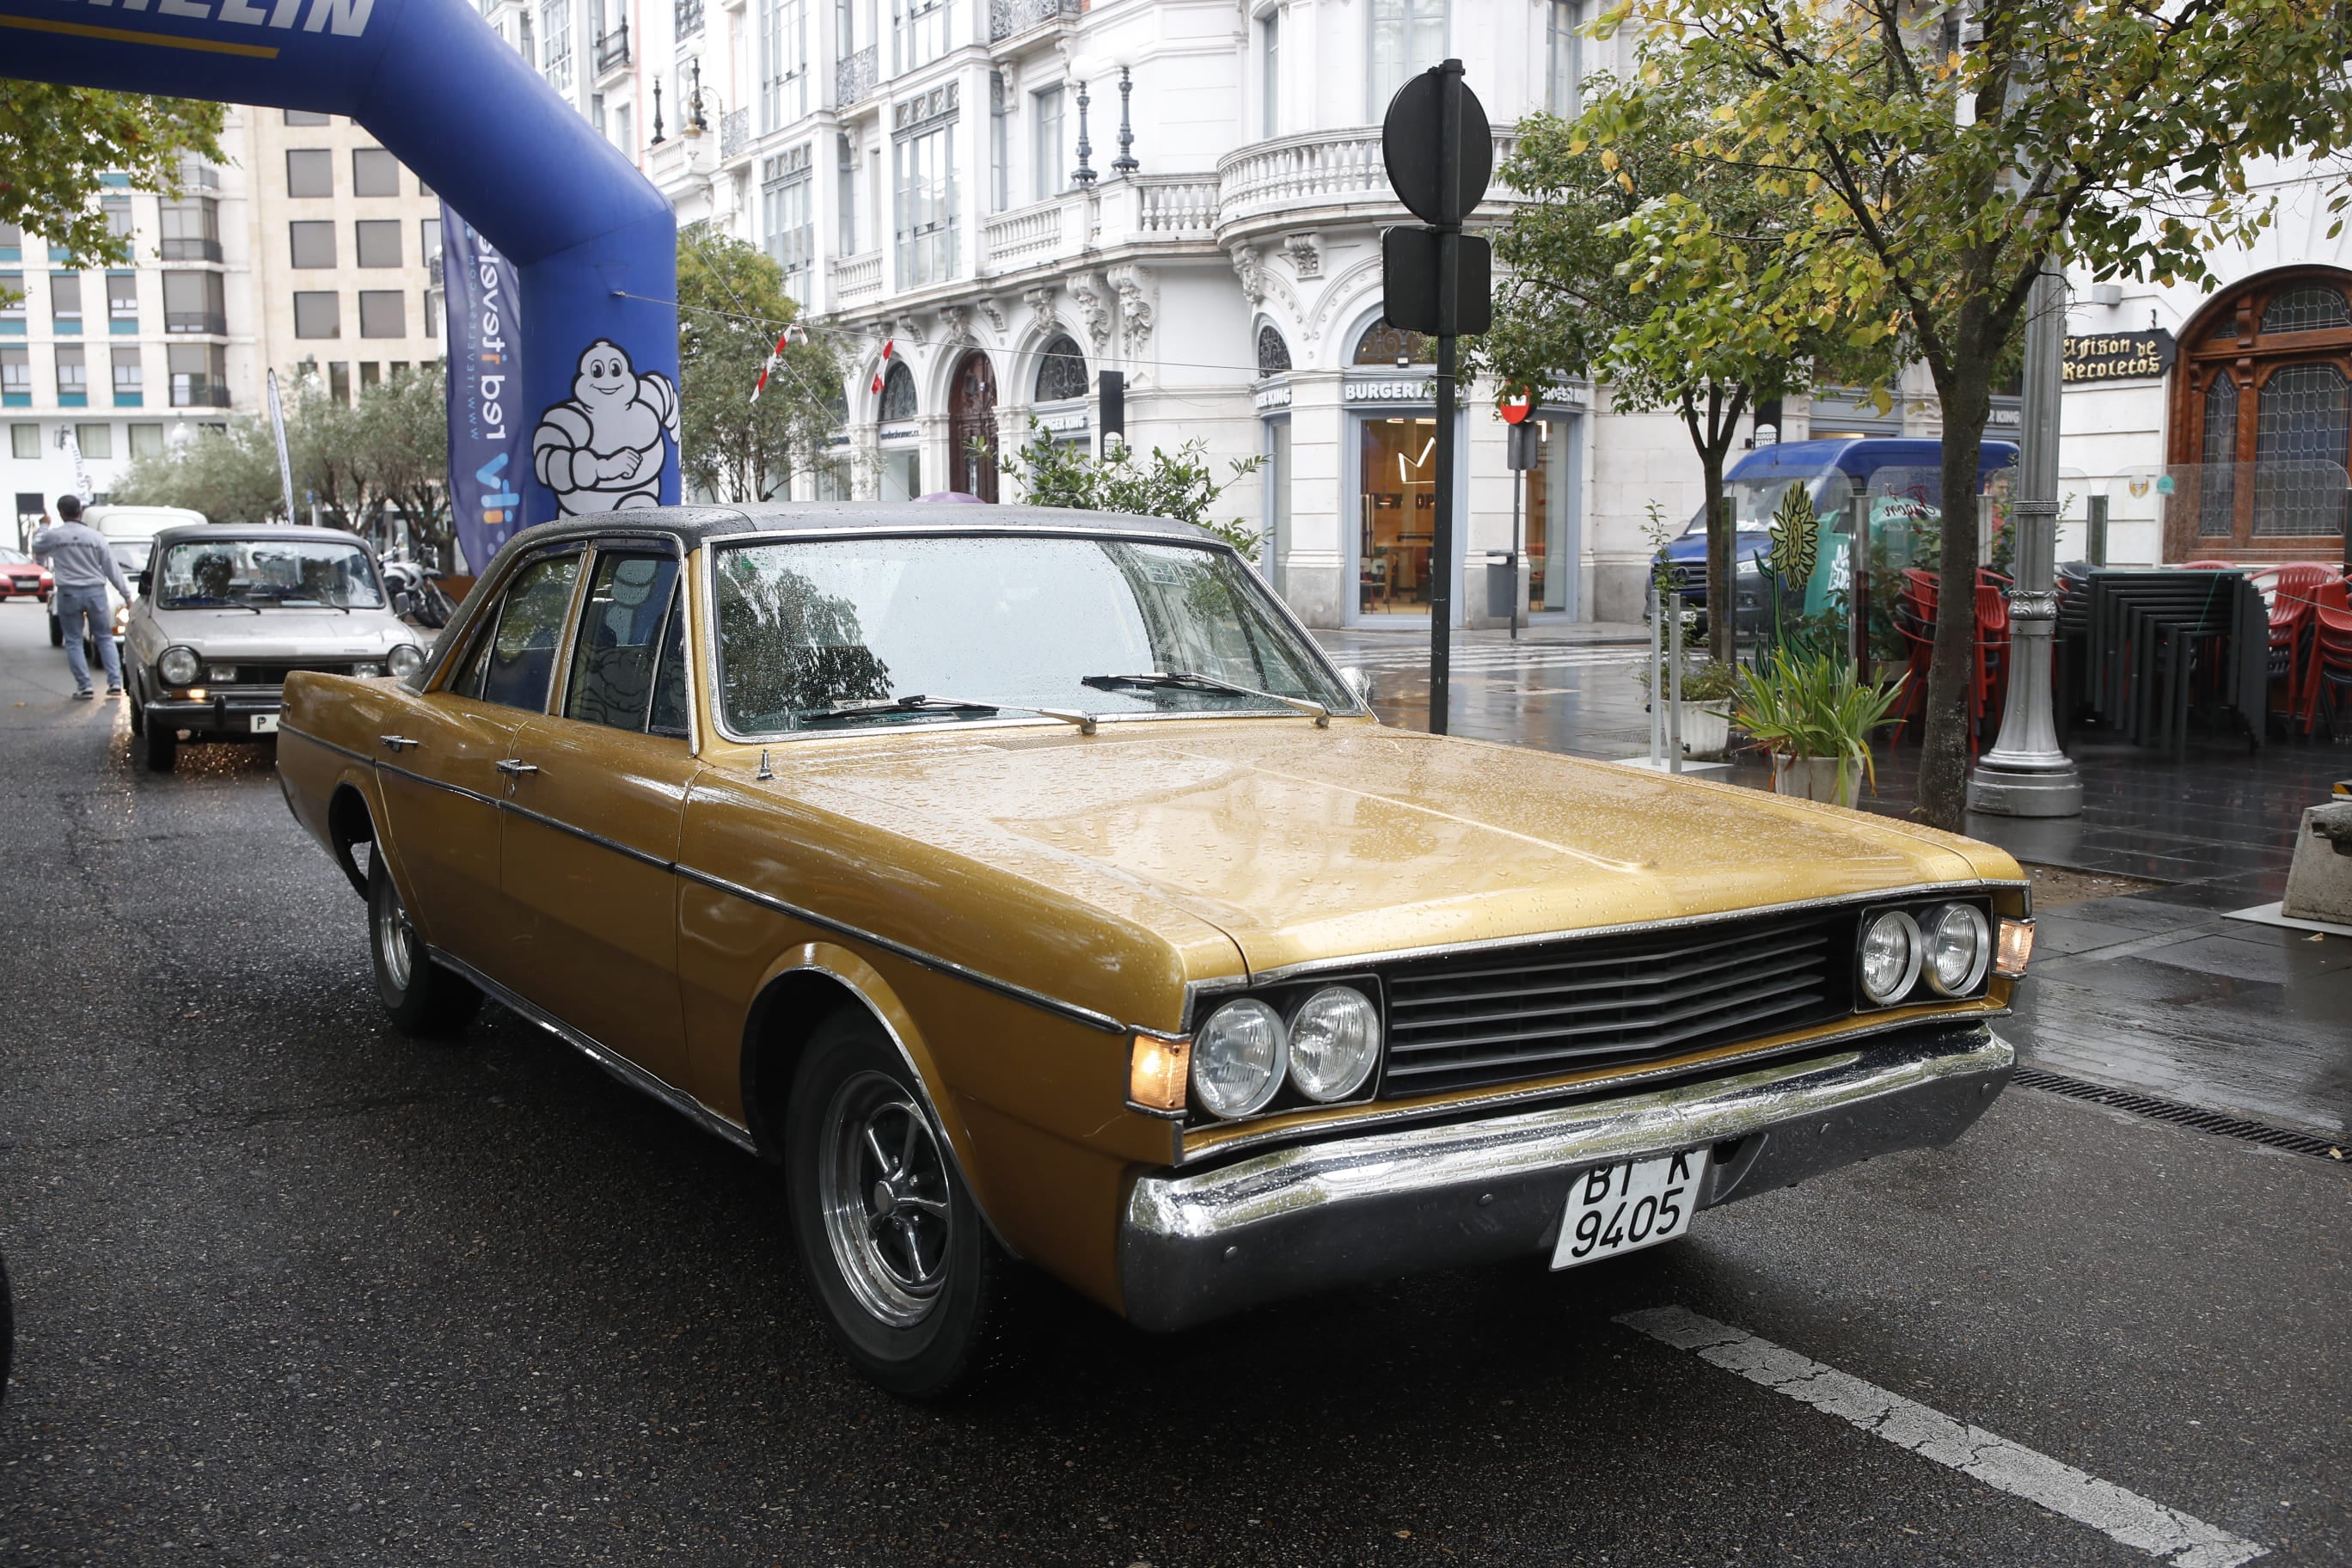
[1359,415,1438,615]
[1522,416,1579,616]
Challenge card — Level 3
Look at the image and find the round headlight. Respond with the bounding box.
[1190,999,1287,1120]
[387,643,424,678]
[1859,910,1923,1006]
[157,646,200,686]
[1923,904,1991,996]
[1287,986,1381,1102]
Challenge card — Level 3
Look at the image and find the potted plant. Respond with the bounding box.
[1633,657,1742,760]
[1732,649,1906,807]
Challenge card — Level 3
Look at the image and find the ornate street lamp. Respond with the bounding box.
[1112,65,1139,176]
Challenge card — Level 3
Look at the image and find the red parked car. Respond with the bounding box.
[0,548,54,603]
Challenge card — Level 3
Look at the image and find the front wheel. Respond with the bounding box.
[367,852,480,1038]
[784,1010,1021,1399]
[46,612,62,648]
[139,720,175,773]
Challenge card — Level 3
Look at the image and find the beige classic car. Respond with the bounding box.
[277,504,2030,1396]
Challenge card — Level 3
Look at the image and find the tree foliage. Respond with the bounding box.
[0,83,226,268]
[1484,65,1890,658]
[676,229,842,503]
[996,423,1265,560]
[1600,0,2352,827]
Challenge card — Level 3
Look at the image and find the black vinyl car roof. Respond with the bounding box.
[494,501,1216,558]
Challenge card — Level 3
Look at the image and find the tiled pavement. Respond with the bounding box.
[1316,626,2352,1140]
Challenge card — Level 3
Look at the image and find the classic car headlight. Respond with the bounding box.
[1858,910,1923,1006]
[1287,986,1381,1102]
[1190,999,1287,1120]
[386,643,424,678]
[157,646,201,687]
[1921,903,1991,996]
[112,603,128,633]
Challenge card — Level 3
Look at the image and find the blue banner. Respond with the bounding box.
[441,205,526,573]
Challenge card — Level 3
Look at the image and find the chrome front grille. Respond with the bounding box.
[1378,910,1854,1095]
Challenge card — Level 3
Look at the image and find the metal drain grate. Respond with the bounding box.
[2012,1066,2348,1163]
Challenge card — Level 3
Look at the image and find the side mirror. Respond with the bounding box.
[391,588,416,617]
[133,571,150,597]
[1338,666,1374,707]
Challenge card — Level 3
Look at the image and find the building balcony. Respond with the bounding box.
[595,21,630,77]
[720,107,752,164]
[165,313,229,336]
[831,250,884,303]
[158,237,224,263]
[835,46,877,107]
[1214,126,1520,243]
[988,0,1077,42]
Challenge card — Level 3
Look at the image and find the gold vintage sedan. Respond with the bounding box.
[278,505,2030,1396]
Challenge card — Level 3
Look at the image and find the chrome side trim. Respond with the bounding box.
[673,864,1129,1035]
[499,796,675,871]
[429,945,759,1156]
[277,724,373,767]
[1175,1001,2010,1166]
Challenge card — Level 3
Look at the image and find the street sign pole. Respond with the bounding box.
[1428,64,1463,733]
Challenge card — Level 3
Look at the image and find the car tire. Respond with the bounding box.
[784,1008,1023,1400]
[47,612,62,647]
[127,693,144,737]
[139,720,176,773]
[367,854,481,1038]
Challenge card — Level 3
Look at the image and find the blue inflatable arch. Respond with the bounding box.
[0,0,679,562]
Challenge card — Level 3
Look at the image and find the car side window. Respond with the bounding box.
[646,590,689,738]
[564,550,681,732]
[475,551,582,712]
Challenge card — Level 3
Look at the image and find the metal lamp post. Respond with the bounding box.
[1967,260,2083,817]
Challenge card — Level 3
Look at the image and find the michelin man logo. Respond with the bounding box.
[531,340,680,515]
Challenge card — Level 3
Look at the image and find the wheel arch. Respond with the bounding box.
[327,782,376,899]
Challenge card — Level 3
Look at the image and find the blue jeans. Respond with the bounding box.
[56,586,122,692]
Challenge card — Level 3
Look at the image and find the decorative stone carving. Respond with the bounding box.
[939,303,974,346]
[1229,242,1265,305]
[976,297,1006,334]
[1020,285,1058,328]
[1069,272,1112,353]
[1107,264,1156,359]
[1283,233,1323,278]
[892,314,926,346]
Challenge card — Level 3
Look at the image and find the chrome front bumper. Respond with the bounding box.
[145,690,283,733]
[1118,1023,2013,1332]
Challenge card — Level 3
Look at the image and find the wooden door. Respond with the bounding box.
[946,350,999,502]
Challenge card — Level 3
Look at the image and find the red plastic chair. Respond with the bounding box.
[2307,601,2352,739]
[2181,559,2237,570]
[2266,563,2341,718]
[2300,575,2352,732]
[1973,583,2012,749]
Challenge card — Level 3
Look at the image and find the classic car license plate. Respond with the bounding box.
[249,714,280,734]
[1551,1149,1706,1270]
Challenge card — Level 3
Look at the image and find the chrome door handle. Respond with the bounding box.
[379,733,420,752]
[493,758,539,777]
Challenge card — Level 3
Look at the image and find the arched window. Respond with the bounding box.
[1033,334,1087,402]
[1353,319,1434,366]
[1256,323,1292,377]
[879,359,916,420]
[2169,269,2352,559]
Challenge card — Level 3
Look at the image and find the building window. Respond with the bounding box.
[0,274,21,334]
[838,134,860,254]
[352,148,401,198]
[879,358,916,420]
[1369,0,1447,116]
[422,217,444,268]
[2260,286,2352,334]
[329,361,352,404]
[294,291,342,339]
[107,273,137,328]
[75,422,112,461]
[128,422,164,458]
[101,195,132,242]
[989,71,1009,214]
[1546,0,1581,115]
[290,219,336,269]
[112,346,142,405]
[158,197,222,261]
[1,347,28,406]
[1354,319,1435,364]
[759,0,809,132]
[893,119,958,291]
[355,219,403,268]
[894,0,949,74]
[1032,86,1064,200]
[761,149,815,304]
[424,287,443,340]
[162,271,226,335]
[542,0,574,91]
[286,149,334,198]
[1261,12,1281,136]
[55,345,88,405]
[360,360,383,392]
[285,108,332,126]
[168,345,225,408]
[51,273,83,334]
[1257,323,1292,377]
[1033,333,1087,401]
[13,424,40,459]
[358,291,407,338]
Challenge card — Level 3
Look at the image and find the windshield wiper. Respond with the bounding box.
[799,693,1002,725]
[1083,671,1330,726]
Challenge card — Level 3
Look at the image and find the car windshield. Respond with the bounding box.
[713,535,1350,735]
[0,548,30,566]
[156,538,384,609]
[1682,472,1855,535]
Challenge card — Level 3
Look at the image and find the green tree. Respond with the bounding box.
[0,84,226,268]
[1485,67,1890,660]
[1601,0,2352,828]
[676,229,841,502]
[110,420,281,525]
[346,364,455,564]
[997,423,1265,560]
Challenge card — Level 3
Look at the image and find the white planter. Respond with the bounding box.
[1772,755,1861,809]
[1677,702,1731,761]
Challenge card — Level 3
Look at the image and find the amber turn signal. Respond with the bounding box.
[1994,918,2034,977]
[1129,1032,1191,1117]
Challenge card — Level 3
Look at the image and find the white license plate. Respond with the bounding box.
[1551,1149,1706,1270]
[249,714,280,734]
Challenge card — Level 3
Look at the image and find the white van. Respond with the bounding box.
[50,505,206,650]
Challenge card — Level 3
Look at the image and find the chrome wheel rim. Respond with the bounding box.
[375,879,415,992]
[818,1071,952,1327]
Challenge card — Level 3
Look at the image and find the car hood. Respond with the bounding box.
[756,721,2015,977]
[145,606,414,656]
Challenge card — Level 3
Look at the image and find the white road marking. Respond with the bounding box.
[1616,1307,2267,1568]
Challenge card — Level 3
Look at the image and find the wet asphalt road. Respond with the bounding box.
[0,599,2347,1567]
